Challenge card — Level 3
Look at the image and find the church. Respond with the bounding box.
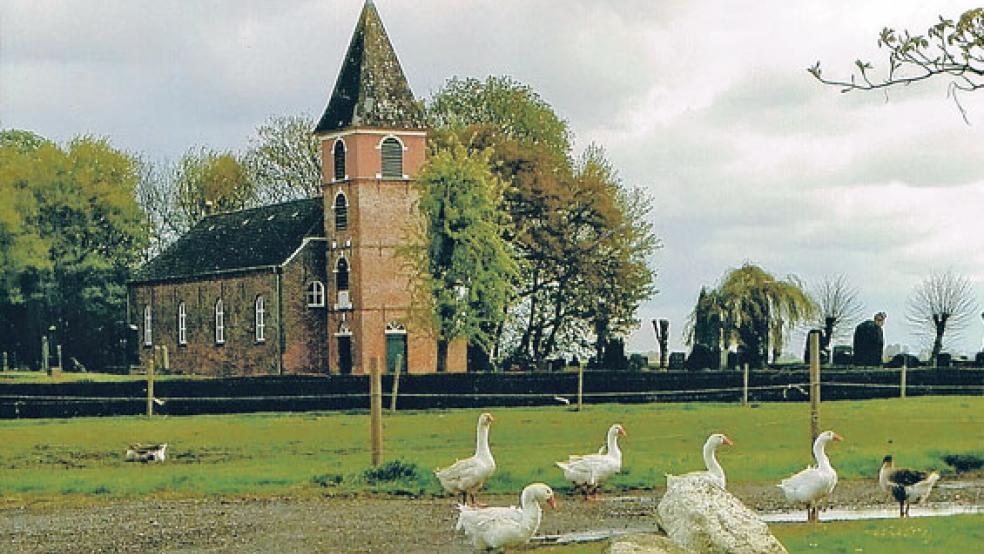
[128,1,467,376]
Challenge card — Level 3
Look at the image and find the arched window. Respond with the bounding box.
[143,305,152,346]
[334,192,348,231]
[333,139,346,181]
[177,302,187,345]
[254,296,266,342]
[335,257,350,291]
[306,281,325,307]
[214,299,225,345]
[380,136,403,179]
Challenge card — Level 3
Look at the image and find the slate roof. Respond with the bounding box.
[314,0,426,134]
[132,198,324,283]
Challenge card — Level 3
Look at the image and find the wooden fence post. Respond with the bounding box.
[577,364,584,412]
[742,363,749,407]
[900,356,907,399]
[147,349,156,417]
[808,330,821,444]
[370,357,383,466]
[390,354,403,412]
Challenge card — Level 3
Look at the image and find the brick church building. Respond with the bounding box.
[128,1,466,376]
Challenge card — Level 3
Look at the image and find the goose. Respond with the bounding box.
[778,430,842,522]
[436,412,496,506]
[556,423,625,499]
[455,482,556,551]
[879,455,941,518]
[667,433,733,489]
[125,443,167,463]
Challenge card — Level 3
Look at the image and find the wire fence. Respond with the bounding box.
[0,372,981,419]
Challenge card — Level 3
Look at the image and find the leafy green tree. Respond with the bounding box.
[245,114,322,203]
[809,8,984,121]
[708,264,817,368]
[426,77,659,368]
[403,139,518,372]
[0,132,148,370]
[175,147,256,228]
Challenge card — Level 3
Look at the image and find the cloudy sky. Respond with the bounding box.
[2,0,983,357]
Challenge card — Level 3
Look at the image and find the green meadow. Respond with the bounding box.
[536,515,984,553]
[0,397,979,500]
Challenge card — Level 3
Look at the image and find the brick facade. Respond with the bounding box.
[129,240,327,376]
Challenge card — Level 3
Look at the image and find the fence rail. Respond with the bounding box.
[0,368,980,419]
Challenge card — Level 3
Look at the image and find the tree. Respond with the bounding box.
[0,131,51,305]
[245,114,322,204]
[685,287,724,367]
[0,132,148,370]
[809,8,984,121]
[906,270,979,364]
[426,77,659,368]
[712,264,817,368]
[809,274,864,354]
[403,139,518,372]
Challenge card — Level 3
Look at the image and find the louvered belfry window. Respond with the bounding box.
[333,140,345,181]
[334,193,348,230]
[380,137,403,179]
[336,257,350,291]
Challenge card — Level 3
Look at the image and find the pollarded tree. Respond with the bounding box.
[715,264,817,368]
[403,139,518,372]
[809,8,984,121]
[906,270,979,364]
[809,274,865,354]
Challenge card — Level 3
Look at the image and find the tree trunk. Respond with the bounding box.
[436,339,449,373]
[931,314,947,366]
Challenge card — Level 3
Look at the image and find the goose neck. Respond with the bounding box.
[813,437,832,470]
[703,440,724,481]
[475,424,492,459]
[606,431,622,459]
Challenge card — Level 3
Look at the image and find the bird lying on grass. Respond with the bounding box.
[879,455,941,518]
[125,443,167,463]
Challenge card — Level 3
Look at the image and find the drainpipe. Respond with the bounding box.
[276,268,285,375]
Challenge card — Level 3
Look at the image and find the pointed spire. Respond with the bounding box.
[315,1,425,134]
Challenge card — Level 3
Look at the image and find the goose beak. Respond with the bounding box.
[723,436,734,446]
[832,433,843,442]
[547,496,557,509]
[488,414,495,423]
[618,427,627,437]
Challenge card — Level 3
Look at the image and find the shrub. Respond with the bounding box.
[942,453,984,473]
[312,473,343,487]
[361,459,422,484]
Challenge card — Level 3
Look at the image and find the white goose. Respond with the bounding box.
[778,430,843,522]
[556,423,625,499]
[667,433,733,489]
[436,412,496,506]
[455,482,556,551]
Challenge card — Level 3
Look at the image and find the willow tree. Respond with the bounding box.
[713,264,817,367]
[403,139,518,372]
[809,274,864,355]
[906,270,979,365]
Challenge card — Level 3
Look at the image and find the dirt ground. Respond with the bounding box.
[0,479,980,553]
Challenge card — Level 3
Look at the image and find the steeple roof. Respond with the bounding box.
[314,1,425,134]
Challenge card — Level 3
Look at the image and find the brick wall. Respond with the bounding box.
[128,240,328,376]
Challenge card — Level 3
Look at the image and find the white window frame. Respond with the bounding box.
[376,135,408,180]
[334,255,350,291]
[307,281,325,307]
[333,191,349,231]
[143,305,152,346]
[255,295,266,343]
[332,138,348,182]
[177,302,187,345]
[214,299,225,345]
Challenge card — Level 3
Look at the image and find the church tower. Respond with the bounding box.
[314,0,466,374]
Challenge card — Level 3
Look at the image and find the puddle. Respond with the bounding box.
[761,503,982,523]
[532,525,661,545]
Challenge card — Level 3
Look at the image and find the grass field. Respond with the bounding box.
[0,397,979,500]
[534,515,984,553]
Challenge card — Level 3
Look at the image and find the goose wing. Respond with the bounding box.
[436,455,491,492]
[887,468,928,487]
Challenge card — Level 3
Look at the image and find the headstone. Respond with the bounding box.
[852,316,885,366]
[667,352,686,370]
[832,345,853,365]
[936,352,952,368]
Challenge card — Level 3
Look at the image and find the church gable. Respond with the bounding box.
[133,198,325,283]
